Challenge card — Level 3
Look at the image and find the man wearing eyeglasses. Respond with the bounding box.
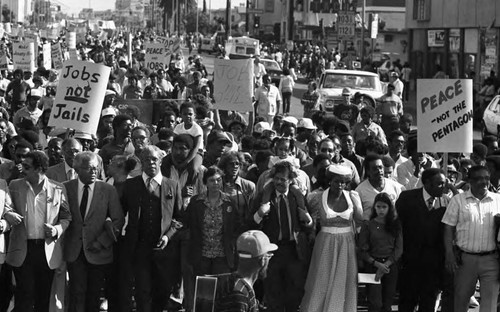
[3,151,71,312]
[63,151,124,312]
[128,126,151,178]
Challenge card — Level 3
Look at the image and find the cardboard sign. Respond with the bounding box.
[144,42,168,71]
[13,42,35,72]
[155,36,181,63]
[48,60,111,134]
[213,59,254,112]
[43,43,51,69]
[67,32,76,49]
[51,43,64,69]
[417,79,473,153]
[68,49,79,60]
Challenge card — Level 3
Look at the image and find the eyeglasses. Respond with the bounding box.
[320,148,335,153]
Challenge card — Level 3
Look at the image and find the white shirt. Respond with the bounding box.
[78,179,95,218]
[173,122,204,151]
[393,78,404,99]
[355,178,405,220]
[65,162,77,181]
[142,171,163,197]
[26,178,48,239]
[255,85,281,117]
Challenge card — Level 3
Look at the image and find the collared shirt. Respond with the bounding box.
[222,176,254,214]
[65,162,77,181]
[142,171,163,197]
[77,179,95,218]
[255,85,281,117]
[199,191,229,258]
[392,154,408,179]
[376,94,403,117]
[26,178,48,239]
[397,157,438,190]
[275,190,293,241]
[352,121,387,145]
[442,190,500,253]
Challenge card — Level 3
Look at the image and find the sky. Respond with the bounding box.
[59,0,233,15]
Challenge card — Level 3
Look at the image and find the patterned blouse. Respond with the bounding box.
[201,191,229,258]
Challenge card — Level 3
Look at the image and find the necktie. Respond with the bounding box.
[147,178,155,194]
[80,184,89,219]
[427,197,435,210]
[67,169,75,181]
[279,194,290,241]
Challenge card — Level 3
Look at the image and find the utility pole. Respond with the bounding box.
[245,0,249,33]
[288,0,293,40]
[225,0,231,39]
[360,0,365,63]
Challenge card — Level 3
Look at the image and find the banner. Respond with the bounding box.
[43,43,51,69]
[67,32,76,49]
[417,79,473,153]
[13,42,35,72]
[213,59,254,112]
[51,43,63,69]
[115,99,154,125]
[144,42,168,71]
[48,60,111,134]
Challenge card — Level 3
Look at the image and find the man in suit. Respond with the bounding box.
[121,145,183,312]
[63,151,124,312]
[3,151,71,312]
[252,161,312,312]
[46,138,83,183]
[396,168,456,312]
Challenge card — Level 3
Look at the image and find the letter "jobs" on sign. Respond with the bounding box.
[48,60,111,134]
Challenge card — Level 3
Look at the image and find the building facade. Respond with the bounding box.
[406,0,500,80]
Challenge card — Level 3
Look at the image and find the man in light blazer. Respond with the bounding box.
[45,138,82,183]
[3,151,71,312]
[121,145,182,312]
[63,151,124,312]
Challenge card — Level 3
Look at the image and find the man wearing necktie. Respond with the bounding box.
[396,168,457,312]
[252,161,313,312]
[121,145,183,312]
[63,152,124,312]
[46,138,83,184]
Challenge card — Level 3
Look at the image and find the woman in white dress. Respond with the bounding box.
[301,164,364,312]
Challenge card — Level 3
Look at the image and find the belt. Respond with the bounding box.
[460,249,497,256]
[27,239,45,245]
[320,227,352,234]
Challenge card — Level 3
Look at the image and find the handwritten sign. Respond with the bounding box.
[213,59,254,112]
[67,32,76,49]
[48,60,111,134]
[417,79,473,153]
[155,36,181,63]
[42,43,51,69]
[144,42,168,71]
[51,43,63,69]
[13,42,35,72]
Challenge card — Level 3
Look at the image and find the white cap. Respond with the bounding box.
[101,107,117,117]
[105,90,117,96]
[283,116,298,126]
[297,118,317,130]
[30,89,43,98]
[254,121,272,134]
[327,164,352,176]
[73,131,93,140]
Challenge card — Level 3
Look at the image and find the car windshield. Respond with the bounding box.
[322,73,382,91]
[261,60,281,70]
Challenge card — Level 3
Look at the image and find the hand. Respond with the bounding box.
[374,268,385,282]
[87,241,103,252]
[445,253,458,274]
[157,235,169,249]
[171,219,183,230]
[4,211,23,226]
[43,223,58,238]
[374,261,390,274]
[298,209,312,224]
[258,202,271,218]
[182,185,194,197]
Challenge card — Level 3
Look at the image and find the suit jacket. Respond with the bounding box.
[6,177,72,269]
[121,175,182,254]
[396,188,447,267]
[0,179,12,264]
[63,179,124,265]
[252,184,311,262]
[45,162,67,183]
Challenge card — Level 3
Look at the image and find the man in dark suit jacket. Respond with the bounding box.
[396,168,455,312]
[251,161,312,312]
[63,152,124,312]
[121,145,182,312]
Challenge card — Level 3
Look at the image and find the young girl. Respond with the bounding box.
[359,192,403,312]
[173,102,204,171]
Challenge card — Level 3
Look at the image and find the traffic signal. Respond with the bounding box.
[254,16,260,28]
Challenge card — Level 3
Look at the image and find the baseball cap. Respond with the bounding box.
[30,89,43,98]
[391,72,399,77]
[101,107,117,117]
[282,116,298,126]
[237,230,278,258]
[73,131,93,141]
[254,121,273,134]
[297,118,317,130]
[207,130,231,145]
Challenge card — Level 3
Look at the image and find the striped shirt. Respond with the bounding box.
[215,273,258,312]
[442,190,500,253]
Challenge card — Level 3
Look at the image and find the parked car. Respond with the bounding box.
[260,58,282,87]
[482,95,500,137]
[317,69,384,111]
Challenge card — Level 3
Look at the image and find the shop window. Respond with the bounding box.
[413,0,430,21]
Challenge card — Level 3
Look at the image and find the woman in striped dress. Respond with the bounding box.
[301,164,364,312]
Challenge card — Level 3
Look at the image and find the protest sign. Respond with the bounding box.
[48,60,111,134]
[43,43,51,69]
[68,49,79,60]
[13,42,35,72]
[115,99,154,125]
[51,43,64,69]
[213,59,254,112]
[144,42,168,71]
[0,50,8,70]
[67,32,76,49]
[417,79,473,153]
[155,36,181,63]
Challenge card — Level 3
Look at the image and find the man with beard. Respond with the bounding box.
[0,139,32,182]
[214,231,277,311]
[99,114,135,175]
[47,138,64,167]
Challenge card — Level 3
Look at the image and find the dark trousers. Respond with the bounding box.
[12,240,55,312]
[265,242,305,312]
[380,115,400,137]
[106,239,124,312]
[282,91,292,114]
[399,252,442,312]
[197,256,231,276]
[0,263,13,312]
[366,261,398,312]
[67,249,109,312]
[403,80,410,101]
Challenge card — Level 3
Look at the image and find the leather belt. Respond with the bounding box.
[460,249,497,256]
